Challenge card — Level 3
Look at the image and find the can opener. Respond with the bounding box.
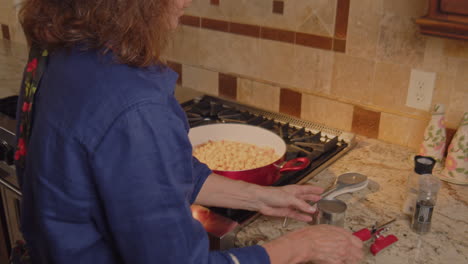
[282,173,369,228]
[353,218,398,256]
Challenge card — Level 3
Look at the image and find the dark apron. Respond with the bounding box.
[11,46,48,264]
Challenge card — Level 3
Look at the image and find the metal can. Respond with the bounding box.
[313,199,347,227]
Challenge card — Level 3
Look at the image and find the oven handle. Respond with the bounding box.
[0,177,22,196]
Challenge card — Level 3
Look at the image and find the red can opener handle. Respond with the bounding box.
[370,234,398,256]
[353,228,372,241]
[353,218,396,242]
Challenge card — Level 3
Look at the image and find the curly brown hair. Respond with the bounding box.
[19,0,172,67]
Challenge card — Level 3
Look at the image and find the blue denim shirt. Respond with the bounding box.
[17,48,270,264]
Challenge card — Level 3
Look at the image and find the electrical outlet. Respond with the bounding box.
[406,69,436,111]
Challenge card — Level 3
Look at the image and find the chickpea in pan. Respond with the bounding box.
[193,140,280,171]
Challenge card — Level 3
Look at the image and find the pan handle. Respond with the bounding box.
[279,157,310,173]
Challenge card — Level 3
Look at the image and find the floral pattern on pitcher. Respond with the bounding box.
[419,104,446,167]
[440,112,468,184]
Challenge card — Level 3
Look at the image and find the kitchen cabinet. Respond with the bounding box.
[416,0,468,40]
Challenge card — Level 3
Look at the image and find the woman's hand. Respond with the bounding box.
[263,224,364,264]
[253,184,324,222]
[195,174,323,218]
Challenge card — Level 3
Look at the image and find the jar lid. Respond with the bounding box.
[414,155,435,175]
[318,199,347,213]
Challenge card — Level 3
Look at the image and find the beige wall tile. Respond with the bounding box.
[0,0,14,25]
[443,38,468,60]
[301,93,354,131]
[223,0,269,26]
[164,26,200,66]
[383,0,428,18]
[0,0,26,45]
[330,54,374,104]
[432,73,455,113]
[295,0,336,36]
[372,62,411,112]
[189,0,337,37]
[293,46,333,95]
[186,0,229,21]
[197,29,230,73]
[407,118,429,151]
[238,78,280,112]
[379,112,427,149]
[223,33,260,79]
[181,65,218,96]
[423,37,459,75]
[0,50,25,97]
[197,28,260,80]
[446,91,468,128]
[376,14,426,66]
[257,38,295,88]
[447,61,468,127]
[221,0,336,35]
[0,39,27,59]
[347,0,382,58]
[261,0,302,32]
[184,0,201,17]
[9,19,26,45]
[297,14,331,37]
[0,8,10,25]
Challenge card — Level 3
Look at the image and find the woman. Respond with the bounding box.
[15,0,363,263]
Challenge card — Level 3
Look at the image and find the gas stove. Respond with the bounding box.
[182,95,356,250]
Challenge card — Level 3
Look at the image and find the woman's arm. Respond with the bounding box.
[195,173,323,222]
[195,174,364,264]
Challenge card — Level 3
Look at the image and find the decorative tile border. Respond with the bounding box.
[351,106,381,138]
[333,39,347,52]
[296,33,333,50]
[1,24,10,40]
[261,26,295,43]
[180,0,350,52]
[218,73,237,100]
[279,88,302,117]
[231,22,260,38]
[201,17,229,32]
[179,15,200,27]
[272,1,284,15]
[170,62,456,149]
[335,0,350,39]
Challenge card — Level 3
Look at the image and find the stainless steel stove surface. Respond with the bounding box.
[182,95,356,250]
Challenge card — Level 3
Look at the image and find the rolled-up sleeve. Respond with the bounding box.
[90,102,270,264]
[190,156,211,203]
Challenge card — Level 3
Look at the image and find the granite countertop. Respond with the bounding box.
[236,136,468,264]
[1,40,467,264]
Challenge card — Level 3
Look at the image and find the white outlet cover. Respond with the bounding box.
[406,69,436,111]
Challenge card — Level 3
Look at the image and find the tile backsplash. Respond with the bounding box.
[1,0,466,150]
[165,0,468,150]
[0,0,26,44]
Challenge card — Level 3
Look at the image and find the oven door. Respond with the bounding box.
[0,162,23,260]
[1,183,23,247]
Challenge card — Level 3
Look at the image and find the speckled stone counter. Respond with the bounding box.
[236,136,468,264]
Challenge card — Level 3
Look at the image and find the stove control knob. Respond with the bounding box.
[0,140,15,165]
